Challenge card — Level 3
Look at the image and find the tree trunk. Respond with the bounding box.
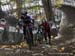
[42,0,53,21]
[15,0,23,18]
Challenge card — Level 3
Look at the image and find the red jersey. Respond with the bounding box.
[41,22,50,32]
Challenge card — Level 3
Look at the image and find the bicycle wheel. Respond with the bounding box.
[26,26,33,50]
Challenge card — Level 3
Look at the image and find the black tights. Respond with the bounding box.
[23,28,34,49]
[44,32,51,44]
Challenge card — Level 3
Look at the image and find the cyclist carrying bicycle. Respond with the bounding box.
[18,11,34,50]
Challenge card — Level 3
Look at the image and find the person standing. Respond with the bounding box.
[41,20,51,44]
[18,11,34,49]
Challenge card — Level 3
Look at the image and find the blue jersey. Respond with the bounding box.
[18,16,34,28]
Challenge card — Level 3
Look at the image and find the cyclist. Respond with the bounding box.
[41,20,51,45]
[18,11,34,49]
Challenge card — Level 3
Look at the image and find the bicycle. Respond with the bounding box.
[25,25,33,50]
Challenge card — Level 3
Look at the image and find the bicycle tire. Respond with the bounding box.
[26,26,32,49]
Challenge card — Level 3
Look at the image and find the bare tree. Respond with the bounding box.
[42,0,54,20]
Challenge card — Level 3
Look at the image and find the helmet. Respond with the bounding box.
[21,11,27,16]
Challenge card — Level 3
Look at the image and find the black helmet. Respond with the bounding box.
[21,11,27,16]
